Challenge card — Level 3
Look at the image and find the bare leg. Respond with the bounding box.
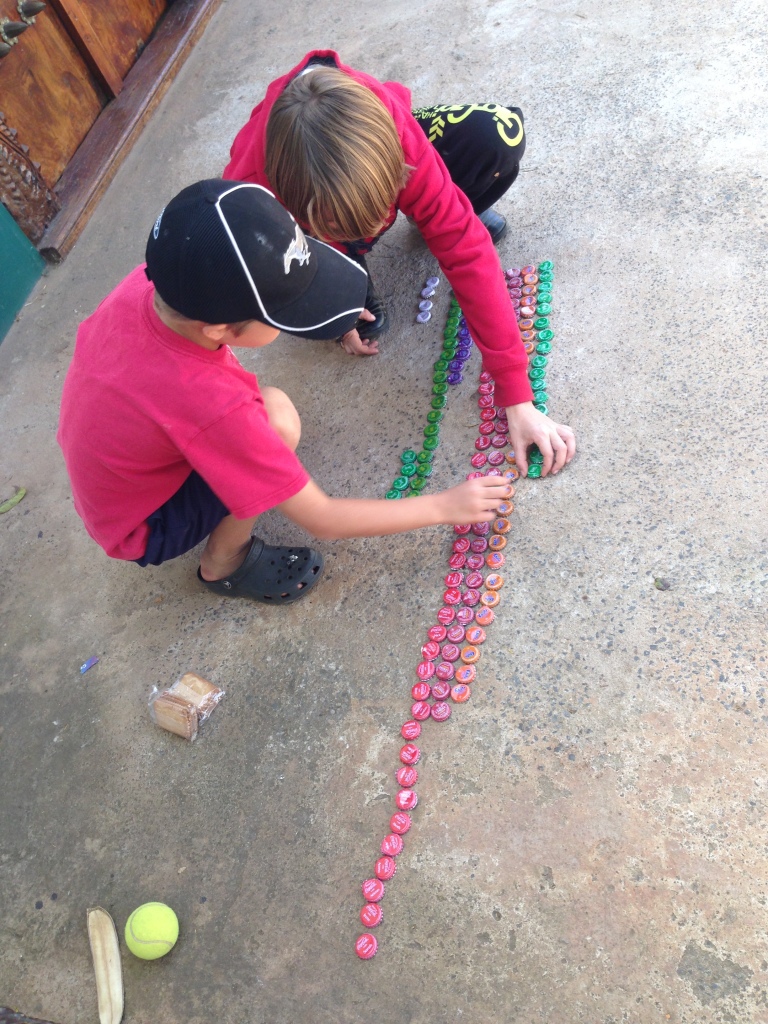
[198,386,301,581]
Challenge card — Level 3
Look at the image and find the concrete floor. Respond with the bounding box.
[1,0,767,1021]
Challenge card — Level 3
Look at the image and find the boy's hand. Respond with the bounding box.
[505,402,576,478]
[339,309,379,355]
[435,476,514,524]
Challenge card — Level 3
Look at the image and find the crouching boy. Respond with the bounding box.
[58,179,511,604]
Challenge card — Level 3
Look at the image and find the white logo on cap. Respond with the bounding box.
[283,224,311,275]
[153,209,164,239]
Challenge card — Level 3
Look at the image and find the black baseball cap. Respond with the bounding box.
[145,179,367,339]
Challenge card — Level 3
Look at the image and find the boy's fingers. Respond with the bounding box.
[558,424,577,463]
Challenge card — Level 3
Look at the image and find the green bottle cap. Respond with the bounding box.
[529,450,544,465]
[443,329,458,342]
[529,366,546,380]
[416,449,434,463]
[527,464,542,478]
[424,423,440,438]
[416,462,433,478]
[531,377,546,391]
[533,403,549,415]
[401,462,417,477]
[537,294,552,307]
[401,449,417,462]
[536,341,552,354]
[432,383,448,395]
[434,358,449,372]
[386,489,402,499]
[409,477,426,492]
[536,303,552,315]
[538,270,553,281]
[534,390,549,404]
[537,329,554,342]
[531,355,548,369]
[392,476,410,491]
[433,371,448,384]
[426,409,444,424]
[423,437,440,451]
[538,260,554,272]
[533,317,550,330]
[442,344,457,357]
[431,395,447,409]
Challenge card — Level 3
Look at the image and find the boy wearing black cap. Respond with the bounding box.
[58,180,512,604]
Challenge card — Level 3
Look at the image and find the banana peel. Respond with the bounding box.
[0,487,26,514]
[87,907,123,1024]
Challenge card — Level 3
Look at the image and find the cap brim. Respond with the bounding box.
[266,236,368,340]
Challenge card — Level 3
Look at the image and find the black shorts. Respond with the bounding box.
[134,471,229,567]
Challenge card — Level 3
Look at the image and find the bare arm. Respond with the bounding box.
[278,475,512,541]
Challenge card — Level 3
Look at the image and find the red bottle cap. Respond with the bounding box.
[444,571,464,587]
[451,684,471,703]
[466,626,487,644]
[479,370,494,383]
[472,521,491,536]
[416,660,436,680]
[421,640,441,661]
[448,552,467,570]
[401,719,422,740]
[454,664,476,684]
[399,744,420,765]
[488,451,506,466]
[480,591,501,608]
[478,421,495,436]
[455,606,475,624]
[411,700,432,721]
[396,789,419,811]
[466,553,485,570]
[362,878,385,902]
[390,812,412,834]
[474,436,491,452]
[396,766,418,787]
[470,537,488,553]
[452,537,471,553]
[441,643,460,662]
[381,833,404,856]
[431,679,451,700]
[461,589,481,607]
[453,523,472,534]
[466,571,484,589]
[478,381,495,395]
[443,587,462,605]
[491,434,508,448]
[470,452,488,468]
[411,681,432,701]
[475,607,495,626]
[446,624,466,643]
[360,903,383,928]
[435,661,455,681]
[431,701,452,721]
[486,551,505,568]
[355,933,378,959]
[486,468,502,477]
[478,394,495,408]
[375,856,396,880]
[480,407,496,421]
[437,605,456,624]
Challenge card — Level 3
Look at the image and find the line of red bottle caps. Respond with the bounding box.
[353,266,545,960]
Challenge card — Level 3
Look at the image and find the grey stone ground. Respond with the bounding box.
[1,0,767,1021]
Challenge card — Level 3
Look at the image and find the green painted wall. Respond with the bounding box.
[0,203,45,342]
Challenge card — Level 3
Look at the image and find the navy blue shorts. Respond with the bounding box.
[135,471,230,567]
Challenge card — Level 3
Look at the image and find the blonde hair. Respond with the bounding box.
[265,67,408,242]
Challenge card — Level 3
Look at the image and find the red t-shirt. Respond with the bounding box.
[224,49,534,408]
[57,266,309,560]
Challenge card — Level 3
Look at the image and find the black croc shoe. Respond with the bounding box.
[479,208,508,245]
[198,537,324,604]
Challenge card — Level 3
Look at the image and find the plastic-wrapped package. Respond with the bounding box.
[148,672,225,740]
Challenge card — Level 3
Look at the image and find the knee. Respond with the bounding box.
[261,386,301,451]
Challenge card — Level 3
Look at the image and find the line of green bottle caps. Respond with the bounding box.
[386,296,464,498]
[526,260,555,478]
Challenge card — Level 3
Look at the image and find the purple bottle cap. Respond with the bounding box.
[447,372,463,385]
[419,299,433,311]
[449,359,464,372]
[420,287,435,299]
[426,276,440,288]
[416,310,432,323]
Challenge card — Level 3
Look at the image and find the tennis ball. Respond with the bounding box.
[124,902,179,960]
